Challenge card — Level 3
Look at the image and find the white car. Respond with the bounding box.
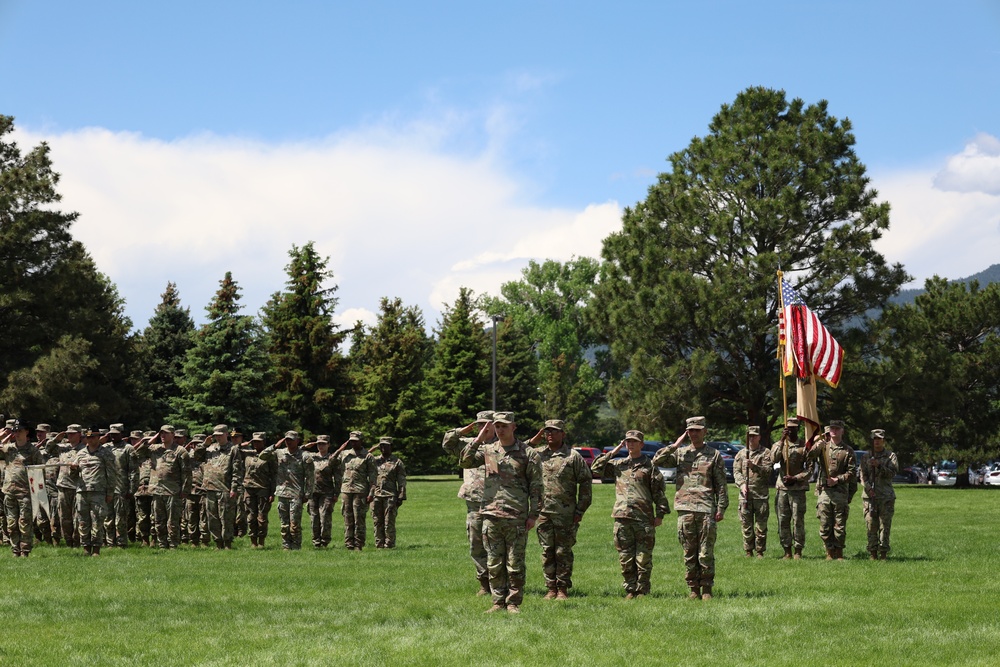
[984,465,1000,487]
[932,461,958,486]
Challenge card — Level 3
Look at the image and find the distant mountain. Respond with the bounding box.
[890,263,1000,306]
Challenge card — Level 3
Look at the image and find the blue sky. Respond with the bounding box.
[2,1,998,329]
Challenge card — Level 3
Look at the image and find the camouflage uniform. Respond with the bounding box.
[771,436,812,556]
[0,441,45,555]
[372,444,406,549]
[39,434,60,544]
[258,441,314,550]
[134,441,154,546]
[733,441,773,556]
[534,441,592,594]
[653,422,729,595]
[305,443,340,548]
[859,432,897,558]
[460,420,542,609]
[335,436,376,550]
[74,443,119,551]
[54,436,84,548]
[184,436,207,546]
[811,437,856,557]
[103,433,136,547]
[593,443,669,596]
[133,437,190,549]
[193,434,244,548]
[442,423,491,591]
[241,438,277,547]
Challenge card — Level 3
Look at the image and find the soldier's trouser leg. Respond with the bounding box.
[205,491,225,545]
[538,519,578,590]
[279,496,304,549]
[235,490,247,537]
[833,501,849,550]
[34,500,52,544]
[105,493,129,546]
[135,496,152,544]
[246,491,272,544]
[372,497,387,547]
[184,495,201,545]
[309,493,334,547]
[753,496,769,553]
[77,491,108,548]
[466,502,489,587]
[614,519,654,594]
[223,491,235,543]
[49,494,61,543]
[199,495,209,544]
[0,492,6,544]
[152,496,168,548]
[482,516,528,606]
[817,499,835,550]
[738,497,756,553]
[679,511,716,588]
[865,498,894,554]
[779,489,807,550]
[127,495,137,543]
[58,489,77,547]
[342,493,368,549]
[6,494,33,554]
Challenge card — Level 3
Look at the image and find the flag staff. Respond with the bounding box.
[777,270,788,425]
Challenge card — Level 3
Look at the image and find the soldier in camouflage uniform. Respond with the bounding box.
[32,423,55,545]
[653,416,729,600]
[182,432,207,546]
[133,431,155,546]
[593,430,669,599]
[770,418,811,559]
[103,424,136,548]
[242,432,277,548]
[193,425,244,549]
[230,428,248,537]
[860,429,898,560]
[133,425,190,549]
[460,412,542,614]
[51,425,86,548]
[733,425,773,558]
[0,418,8,546]
[442,410,494,595]
[335,431,376,551]
[258,431,314,550]
[72,427,120,556]
[372,437,406,549]
[810,419,856,560]
[127,430,143,542]
[526,419,592,599]
[304,435,340,548]
[1,420,46,556]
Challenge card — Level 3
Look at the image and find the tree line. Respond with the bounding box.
[2,88,998,473]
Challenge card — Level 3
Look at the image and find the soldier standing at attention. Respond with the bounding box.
[53,425,85,548]
[460,412,542,614]
[441,410,495,595]
[133,425,190,549]
[133,431,155,546]
[230,428,248,538]
[194,425,243,550]
[242,432,277,548]
[810,419,856,560]
[303,435,340,548]
[126,430,143,543]
[733,425,773,558]
[526,419,592,600]
[258,431,314,550]
[771,418,811,560]
[335,431,376,551]
[103,423,135,548]
[1,419,46,556]
[73,427,119,556]
[860,429,898,560]
[371,437,406,549]
[653,417,728,600]
[593,430,669,600]
[183,432,207,546]
[32,423,55,545]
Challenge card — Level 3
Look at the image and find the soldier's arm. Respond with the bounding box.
[573,452,592,519]
[396,460,406,501]
[257,445,277,462]
[883,452,899,480]
[441,428,467,458]
[458,439,486,469]
[527,451,543,524]
[108,450,122,496]
[713,454,729,517]
[304,458,315,498]
[591,451,615,477]
[844,447,857,483]
[366,455,377,498]
[733,451,747,487]
[651,467,670,518]
[651,444,680,468]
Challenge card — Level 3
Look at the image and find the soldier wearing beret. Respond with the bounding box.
[860,429,898,560]
[371,437,406,549]
[527,418,592,599]
[734,425,773,558]
[653,417,729,600]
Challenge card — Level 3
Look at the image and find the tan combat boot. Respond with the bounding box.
[782,547,792,560]
[826,548,834,561]
[835,548,845,561]
[688,587,700,600]
[555,588,569,600]
[485,603,505,613]
[701,586,713,601]
[543,587,558,600]
[793,548,802,560]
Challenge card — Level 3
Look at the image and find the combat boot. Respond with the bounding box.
[507,604,520,614]
[701,586,713,601]
[688,587,700,600]
[782,547,792,560]
[543,587,558,600]
[556,588,569,600]
[755,551,765,559]
[825,548,834,561]
[879,552,888,560]
[869,551,878,560]
[92,546,100,557]
[793,548,802,560]
[835,548,845,561]
[745,550,753,558]
[485,603,505,613]
[477,583,490,596]
[625,592,636,600]
[84,545,93,556]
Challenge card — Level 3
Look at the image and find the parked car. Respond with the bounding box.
[705,442,736,483]
[893,467,921,484]
[573,446,601,469]
[931,460,958,486]
[984,463,1000,487]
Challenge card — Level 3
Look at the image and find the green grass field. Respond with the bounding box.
[3,480,1000,666]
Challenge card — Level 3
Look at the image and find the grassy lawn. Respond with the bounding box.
[3,480,999,666]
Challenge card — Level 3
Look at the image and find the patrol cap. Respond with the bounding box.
[476,410,495,423]
[192,433,207,441]
[871,429,886,439]
[379,436,394,446]
[316,435,330,444]
[493,412,515,424]
[785,418,799,428]
[685,416,706,430]
[543,419,565,431]
[624,429,644,442]
[348,431,363,442]
[251,432,266,443]
[828,419,846,428]
[213,424,228,435]
[67,424,82,434]
[143,430,156,438]
[159,425,175,434]
[747,425,760,436]
[174,429,187,438]
[130,430,143,438]
[36,423,51,433]
[109,423,124,435]
[46,432,58,441]
[284,430,301,440]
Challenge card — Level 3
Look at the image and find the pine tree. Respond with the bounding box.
[494,317,543,432]
[169,272,274,433]
[262,242,352,437]
[140,282,195,420]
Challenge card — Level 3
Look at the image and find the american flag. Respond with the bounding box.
[779,278,844,388]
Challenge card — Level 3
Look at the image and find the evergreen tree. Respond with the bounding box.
[169,272,274,433]
[139,282,195,420]
[262,242,352,437]
[493,317,543,433]
[349,297,435,471]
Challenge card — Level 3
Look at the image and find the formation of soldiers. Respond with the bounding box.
[441,410,898,612]
[0,418,406,556]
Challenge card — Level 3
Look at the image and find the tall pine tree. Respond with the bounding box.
[139,282,195,420]
[262,242,352,437]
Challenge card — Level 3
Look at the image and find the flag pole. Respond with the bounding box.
[777,271,788,425]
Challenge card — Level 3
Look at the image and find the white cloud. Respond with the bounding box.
[15,120,622,331]
[873,135,1000,286]
[933,133,1000,195]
